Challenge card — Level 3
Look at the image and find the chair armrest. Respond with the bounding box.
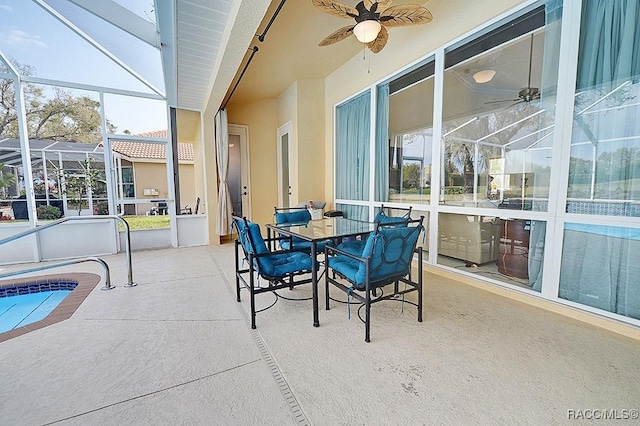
[252,246,311,258]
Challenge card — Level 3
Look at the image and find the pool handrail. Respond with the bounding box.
[0,256,114,290]
[0,215,136,288]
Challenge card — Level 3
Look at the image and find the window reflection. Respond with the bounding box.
[387,63,434,204]
[442,24,555,211]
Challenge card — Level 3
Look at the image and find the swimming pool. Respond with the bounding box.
[0,288,73,333]
[0,273,101,342]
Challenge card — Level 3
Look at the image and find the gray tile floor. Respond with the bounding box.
[1,244,639,425]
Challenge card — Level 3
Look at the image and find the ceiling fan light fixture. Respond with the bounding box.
[353,19,382,43]
[473,69,496,84]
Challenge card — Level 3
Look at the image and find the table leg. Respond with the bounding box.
[312,242,319,327]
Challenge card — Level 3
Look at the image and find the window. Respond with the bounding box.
[441,6,556,211]
[566,0,640,217]
[383,60,435,204]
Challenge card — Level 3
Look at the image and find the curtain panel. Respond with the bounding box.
[215,109,232,235]
[335,91,371,201]
[374,84,389,201]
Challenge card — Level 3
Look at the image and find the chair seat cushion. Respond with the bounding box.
[275,209,311,225]
[336,239,367,257]
[259,251,312,278]
[327,255,361,284]
[281,239,330,253]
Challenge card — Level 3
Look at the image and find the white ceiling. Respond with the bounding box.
[161,0,433,111]
[160,0,541,114]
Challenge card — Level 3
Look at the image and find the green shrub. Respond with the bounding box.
[37,205,62,220]
[94,201,109,215]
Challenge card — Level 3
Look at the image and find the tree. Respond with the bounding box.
[0,61,117,142]
[60,158,99,215]
[0,162,16,200]
[443,106,550,197]
[402,163,422,190]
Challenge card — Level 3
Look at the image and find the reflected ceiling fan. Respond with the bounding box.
[312,0,432,53]
[485,34,541,106]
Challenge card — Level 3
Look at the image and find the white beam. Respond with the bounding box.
[69,0,159,47]
[155,0,177,107]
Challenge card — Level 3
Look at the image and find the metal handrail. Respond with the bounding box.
[0,256,114,291]
[0,215,136,287]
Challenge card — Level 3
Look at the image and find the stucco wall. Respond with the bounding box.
[227,99,279,226]
[133,161,195,214]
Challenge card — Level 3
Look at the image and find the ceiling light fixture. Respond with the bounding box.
[473,69,496,84]
[352,19,382,43]
[313,1,432,54]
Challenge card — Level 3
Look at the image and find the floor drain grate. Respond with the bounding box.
[212,252,310,426]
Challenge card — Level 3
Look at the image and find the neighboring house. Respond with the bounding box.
[111,130,196,215]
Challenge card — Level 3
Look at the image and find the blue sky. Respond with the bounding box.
[0,0,168,135]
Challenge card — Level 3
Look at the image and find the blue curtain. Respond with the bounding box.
[374,84,389,201]
[560,224,640,320]
[577,0,640,89]
[336,91,371,201]
[337,203,369,222]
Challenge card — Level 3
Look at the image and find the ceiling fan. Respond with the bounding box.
[311,0,432,53]
[485,33,541,106]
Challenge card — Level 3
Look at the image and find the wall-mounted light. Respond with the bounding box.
[472,69,496,84]
[353,20,382,43]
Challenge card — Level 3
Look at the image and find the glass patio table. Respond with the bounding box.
[266,217,377,327]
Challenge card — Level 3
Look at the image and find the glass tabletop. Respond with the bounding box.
[267,217,376,242]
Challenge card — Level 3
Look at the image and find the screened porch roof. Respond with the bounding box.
[0,138,101,167]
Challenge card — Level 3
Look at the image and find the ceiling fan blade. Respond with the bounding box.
[367,25,389,53]
[318,25,355,46]
[484,98,521,105]
[364,0,393,14]
[380,5,433,27]
[311,0,358,19]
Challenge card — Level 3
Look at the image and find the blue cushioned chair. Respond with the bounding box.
[233,215,313,329]
[273,206,330,253]
[338,204,413,257]
[324,216,425,342]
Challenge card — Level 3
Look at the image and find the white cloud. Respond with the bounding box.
[2,30,47,48]
[0,5,12,12]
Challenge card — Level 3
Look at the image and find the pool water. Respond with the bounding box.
[0,291,71,333]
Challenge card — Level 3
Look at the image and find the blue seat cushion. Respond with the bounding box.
[275,209,311,225]
[281,238,330,253]
[330,224,423,290]
[336,239,367,257]
[236,220,268,255]
[257,251,312,278]
[374,211,410,227]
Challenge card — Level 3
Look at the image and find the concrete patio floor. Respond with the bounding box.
[1,244,639,425]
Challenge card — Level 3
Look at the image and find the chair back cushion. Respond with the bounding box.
[354,222,424,287]
[233,217,268,256]
[275,209,311,225]
[234,215,311,278]
[374,210,410,227]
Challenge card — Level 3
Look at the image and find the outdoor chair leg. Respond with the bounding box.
[325,268,331,310]
[250,268,257,329]
[234,241,241,302]
[417,250,423,322]
[365,288,371,343]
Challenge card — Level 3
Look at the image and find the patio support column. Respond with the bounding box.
[166,107,178,248]
[14,78,40,261]
[99,92,117,217]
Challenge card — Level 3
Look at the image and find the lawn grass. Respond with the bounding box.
[120,215,170,230]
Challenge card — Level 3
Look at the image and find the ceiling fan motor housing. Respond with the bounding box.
[354,1,380,23]
[519,87,540,102]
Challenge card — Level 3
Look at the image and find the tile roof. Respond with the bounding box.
[111,130,194,161]
[137,129,169,139]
